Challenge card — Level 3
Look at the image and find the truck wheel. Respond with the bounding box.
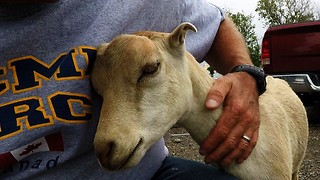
[306,103,320,123]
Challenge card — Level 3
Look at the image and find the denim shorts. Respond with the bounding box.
[152,156,238,180]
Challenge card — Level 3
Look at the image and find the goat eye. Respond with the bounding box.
[138,62,160,82]
[143,62,159,75]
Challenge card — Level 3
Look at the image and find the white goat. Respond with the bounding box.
[91,22,309,180]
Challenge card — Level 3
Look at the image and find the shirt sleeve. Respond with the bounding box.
[182,0,225,62]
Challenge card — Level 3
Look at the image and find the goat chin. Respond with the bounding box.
[95,136,146,170]
[94,120,173,171]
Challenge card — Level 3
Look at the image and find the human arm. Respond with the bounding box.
[200,16,260,166]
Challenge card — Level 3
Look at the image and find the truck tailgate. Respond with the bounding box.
[263,21,320,74]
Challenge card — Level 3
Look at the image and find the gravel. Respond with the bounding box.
[164,121,320,179]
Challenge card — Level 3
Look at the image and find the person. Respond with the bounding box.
[0,0,262,179]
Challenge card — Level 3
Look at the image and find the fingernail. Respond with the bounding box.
[204,158,210,164]
[199,147,208,155]
[206,99,218,108]
[199,149,205,155]
[236,158,244,164]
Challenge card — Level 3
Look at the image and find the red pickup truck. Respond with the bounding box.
[261,21,320,108]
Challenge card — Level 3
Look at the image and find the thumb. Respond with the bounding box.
[205,78,231,110]
[205,90,224,109]
[206,98,221,109]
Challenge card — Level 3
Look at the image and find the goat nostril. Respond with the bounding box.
[96,142,114,165]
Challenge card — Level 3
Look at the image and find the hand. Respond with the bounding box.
[199,72,260,167]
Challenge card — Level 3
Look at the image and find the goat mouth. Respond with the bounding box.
[102,138,144,171]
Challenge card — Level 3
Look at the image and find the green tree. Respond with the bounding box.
[256,0,316,27]
[228,12,261,67]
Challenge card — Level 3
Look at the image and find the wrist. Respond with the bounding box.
[230,65,267,95]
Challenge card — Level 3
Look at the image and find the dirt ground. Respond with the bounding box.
[164,118,320,179]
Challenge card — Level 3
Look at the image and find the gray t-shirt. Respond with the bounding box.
[0,0,224,179]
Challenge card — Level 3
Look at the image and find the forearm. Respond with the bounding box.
[204,17,253,75]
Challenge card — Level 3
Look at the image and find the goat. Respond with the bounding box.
[91,22,309,179]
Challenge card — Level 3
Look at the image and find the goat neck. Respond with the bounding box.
[178,53,222,145]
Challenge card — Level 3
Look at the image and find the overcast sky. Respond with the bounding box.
[207,0,320,40]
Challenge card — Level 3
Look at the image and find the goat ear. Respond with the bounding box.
[97,43,110,56]
[169,22,197,48]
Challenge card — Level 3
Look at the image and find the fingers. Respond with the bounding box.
[236,128,259,164]
[200,105,238,156]
[202,114,259,166]
[218,129,254,167]
[202,106,257,166]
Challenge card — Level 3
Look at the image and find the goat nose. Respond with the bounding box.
[96,141,114,168]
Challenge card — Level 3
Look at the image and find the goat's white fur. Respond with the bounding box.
[91,22,308,179]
